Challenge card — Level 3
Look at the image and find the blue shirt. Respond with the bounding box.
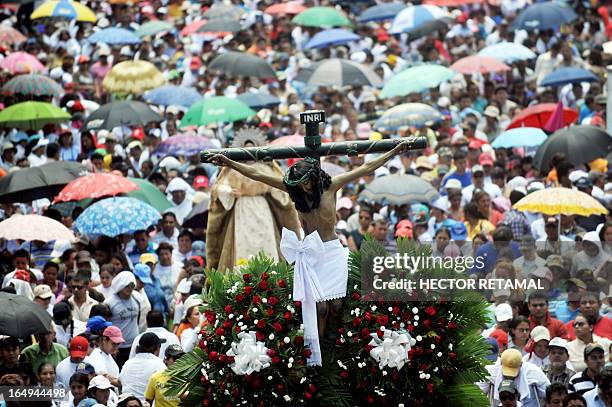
[583,387,606,407]
[144,277,169,314]
[443,171,472,188]
[552,300,580,323]
[470,241,521,276]
[127,243,155,266]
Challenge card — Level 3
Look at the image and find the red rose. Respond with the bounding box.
[209,351,218,361]
[423,319,431,329]
[305,392,313,400]
[309,384,317,393]
[253,295,261,304]
[224,305,233,313]
[268,296,279,306]
[448,322,458,330]
[425,306,437,316]
[407,324,414,332]
[271,356,280,364]
[258,281,268,290]
[294,301,302,308]
[337,328,346,335]
[366,395,375,404]
[376,315,389,326]
[278,279,287,288]
[449,352,457,359]
[236,294,244,302]
[234,326,241,333]
[243,274,252,283]
[267,349,277,357]
[283,312,292,321]
[427,383,434,394]
[272,322,283,332]
[227,356,235,364]
[223,320,232,329]
[361,328,370,339]
[266,308,274,316]
[256,320,266,329]
[275,384,285,394]
[294,336,303,345]
[351,292,361,300]
[215,327,224,336]
[392,306,400,316]
[244,286,253,296]
[255,331,265,341]
[339,371,349,379]
[364,311,373,322]
[261,272,269,280]
[302,349,312,358]
[408,349,416,359]
[353,317,362,327]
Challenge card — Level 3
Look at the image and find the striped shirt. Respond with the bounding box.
[568,369,597,395]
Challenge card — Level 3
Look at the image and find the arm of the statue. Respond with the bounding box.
[210,154,287,192]
[330,141,408,191]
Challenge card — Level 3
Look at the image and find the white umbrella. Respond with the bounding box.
[0,214,75,242]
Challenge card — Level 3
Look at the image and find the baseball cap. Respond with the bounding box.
[193,175,209,190]
[140,253,158,264]
[545,216,559,226]
[499,380,518,396]
[191,241,205,257]
[139,332,166,348]
[472,164,484,174]
[189,256,204,268]
[13,269,30,282]
[53,302,72,325]
[415,156,433,170]
[77,398,97,407]
[530,326,550,343]
[76,250,92,264]
[102,326,125,344]
[133,264,153,285]
[75,362,96,376]
[575,177,593,190]
[585,343,605,358]
[545,255,564,269]
[567,278,587,290]
[479,153,494,167]
[33,284,53,299]
[444,179,462,190]
[528,267,553,283]
[69,336,89,359]
[337,197,353,210]
[88,375,113,390]
[485,337,499,362]
[86,316,112,333]
[483,105,500,119]
[549,337,569,353]
[165,344,185,359]
[494,303,513,322]
[500,349,522,378]
[449,221,468,241]
[431,197,449,213]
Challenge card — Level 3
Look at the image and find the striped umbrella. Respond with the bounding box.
[294,58,382,87]
[31,0,97,22]
[2,74,62,97]
[389,5,446,34]
[0,26,27,48]
[86,27,141,45]
[0,52,45,74]
[374,103,442,131]
[103,60,166,95]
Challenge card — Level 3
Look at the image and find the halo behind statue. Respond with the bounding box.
[231,127,267,148]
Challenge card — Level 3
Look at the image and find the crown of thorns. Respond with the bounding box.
[283,157,320,187]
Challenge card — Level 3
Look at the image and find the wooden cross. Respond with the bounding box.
[200,110,427,163]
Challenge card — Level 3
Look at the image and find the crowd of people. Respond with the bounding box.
[2,0,612,406]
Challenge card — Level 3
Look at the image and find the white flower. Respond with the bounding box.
[371,305,377,311]
[284,395,291,402]
[287,363,293,368]
[268,334,275,340]
[262,298,268,304]
[252,308,258,313]
[240,325,246,331]
[425,374,431,379]
[220,336,225,341]
[430,344,435,349]
[413,321,419,327]
[412,307,419,314]
[300,377,306,384]
[380,326,386,331]
[226,331,271,375]
[238,321,244,327]
[347,331,353,337]
[448,343,453,350]
[289,357,294,363]
[419,372,426,379]
[268,376,273,380]
[368,330,416,370]
[283,337,290,344]
[416,335,423,342]
[414,315,420,321]
[437,352,442,357]
[382,370,388,376]
[253,320,258,325]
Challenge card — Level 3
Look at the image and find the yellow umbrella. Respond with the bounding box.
[103,60,166,95]
[513,187,608,216]
[31,0,97,23]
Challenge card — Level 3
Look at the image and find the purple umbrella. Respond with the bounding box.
[154,135,217,157]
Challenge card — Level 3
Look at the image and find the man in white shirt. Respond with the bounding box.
[88,326,123,387]
[28,138,48,167]
[52,302,87,347]
[55,336,97,388]
[119,333,167,400]
[461,165,502,206]
[150,212,180,251]
[129,311,180,360]
[67,271,99,322]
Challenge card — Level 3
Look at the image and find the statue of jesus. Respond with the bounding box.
[211,140,410,365]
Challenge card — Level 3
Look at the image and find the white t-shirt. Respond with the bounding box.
[88,347,119,377]
[128,327,180,360]
[119,353,166,400]
[55,356,96,388]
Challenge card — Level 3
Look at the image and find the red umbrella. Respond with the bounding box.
[506,103,578,130]
[53,173,138,203]
[450,55,510,74]
[424,0,482,6]
[270,134,304,146]
[180,20,207,37]
[265,1,307,16]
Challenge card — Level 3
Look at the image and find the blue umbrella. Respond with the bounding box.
[491,128,548,149]
[144,85,201,107]
[75,197,161,237]
[540,68,598,87]
[237,92,281,109]
[478,42,536,63]
[357,2,405,22]
[390,5,446,34]
[511,2,577,31]
[86,28,141,45]
[305,29,360,49]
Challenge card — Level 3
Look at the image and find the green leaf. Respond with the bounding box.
[165,347,206,398]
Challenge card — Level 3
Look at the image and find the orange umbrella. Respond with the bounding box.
[53,173,138,203]
[449,55,510,74]
[265,1,307,16]
[506,103,578,130]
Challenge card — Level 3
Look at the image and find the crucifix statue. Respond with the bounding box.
[204,110,427,366]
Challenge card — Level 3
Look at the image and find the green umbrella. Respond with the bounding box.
[127,178,172,212]
[2,74,62,97]
[136,21,174,37]
[380,65,456,99]
[0,101,71,130]
[292,6,352,28]
[180,96,256,127]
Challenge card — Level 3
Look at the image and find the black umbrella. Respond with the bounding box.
[294,58,382,87]
[0,292,52,337]
[533,125,612,172]
[84,100,163,131]
[0,161,88,204]
[209,51,276,79]
[237,92,281,109]
[405,17,453,41]
[197,19,243,34]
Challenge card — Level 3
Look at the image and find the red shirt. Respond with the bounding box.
[564,316,612,340]
[529,313,569,339]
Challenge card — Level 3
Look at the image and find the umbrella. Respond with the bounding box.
[202,3,245,20]
[513,187,607,216]
[374,103,442,131]
[0,161,88,203]
[506,103,578,130]
[154,135,217,157]
[491,127,548,149]
[380,65,455,99]
[144,85,201,107]
[305,28,360,49]
[540,68,598,88]
[450,55,510,74]
[182,199,209,229]
[478,42,536,62]
[265,1,306,16]
[271,134,303,146]
[511,2,577,31]
[0,292,53,337]
[423,0,482,5]
[404,17,453,41]
[359,174,439,205]
[0,52,44,74]
[31,0,96,22]
[389,5,446,34]
[135,21,174,37]
[321,162,346,177]
[53,173,138,203]
[180,97,256,127]
[86,27,141,45]
[84,100,163,131]
[0,26,26,48]
[0,214,74,241]
[0,101,70,130]
[533,126,612,172]
[295,58,382,87]
[127,178,172,212]
[180,20,207,37]
[2,74,62,97]
[197,19,243,34]
[75,197,161,237]
[103,60,166,95]
[208,51,276,79]
[292,6,352,28]
[358,2,405,22]
[237,92,281,109]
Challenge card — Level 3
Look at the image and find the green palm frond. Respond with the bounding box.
[165,347,206,398]
[443,384,490,407]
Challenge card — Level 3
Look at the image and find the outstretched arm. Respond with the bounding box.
[330,141,409,191]
[210,154,287,192]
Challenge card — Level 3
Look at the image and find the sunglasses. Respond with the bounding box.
[573,322,586,327]
[70,285,84,290]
